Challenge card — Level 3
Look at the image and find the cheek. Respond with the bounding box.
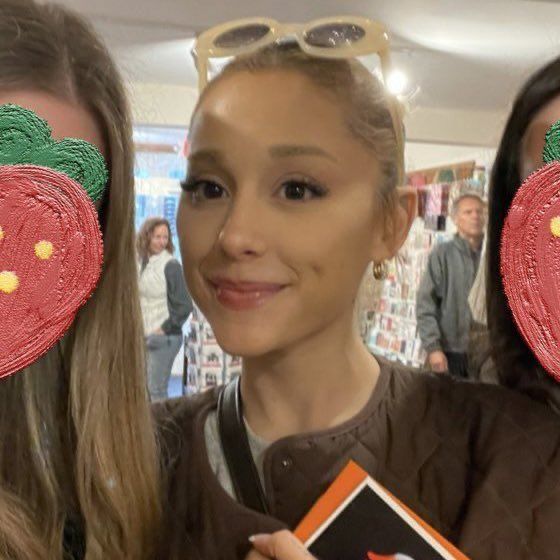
[294,201,379,292]
[177,202,221,272]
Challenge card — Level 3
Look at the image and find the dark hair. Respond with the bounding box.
[487,55,560,405]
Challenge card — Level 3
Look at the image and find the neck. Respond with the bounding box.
[458,231,483,251]
[240,310,380,443]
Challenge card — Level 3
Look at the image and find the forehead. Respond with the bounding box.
[189,69,383,181]
[457,197,483,210]
[191,70,352,148]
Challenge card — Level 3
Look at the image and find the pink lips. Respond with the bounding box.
[209,277,286,311]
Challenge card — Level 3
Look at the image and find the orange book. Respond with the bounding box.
[295,461,469,560]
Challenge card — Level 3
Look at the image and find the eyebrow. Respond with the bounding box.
[188,149,225,167]
[269,144,338,162]
[188,145,338,166]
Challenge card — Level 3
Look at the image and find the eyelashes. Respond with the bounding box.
[181,178,228,206]
[181,175,328,204]
[279,179,327,201]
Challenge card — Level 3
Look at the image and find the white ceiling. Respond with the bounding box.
[59,0,560,114]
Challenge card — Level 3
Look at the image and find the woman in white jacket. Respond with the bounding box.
[137,217,192,401]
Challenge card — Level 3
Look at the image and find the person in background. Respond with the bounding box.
[416,192,485,378]
[466,236,498,383]
[0,1,162,558]
[137,217,192,401]
[487,55,560,411]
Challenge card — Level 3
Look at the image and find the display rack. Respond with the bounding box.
[367,169,487,368]
[183,306,241,395]
[367,218,450,367]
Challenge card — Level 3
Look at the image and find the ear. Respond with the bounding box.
[370,187,417,262]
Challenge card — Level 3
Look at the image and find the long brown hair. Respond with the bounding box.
[137,217,175,265]
[0,1,161,558]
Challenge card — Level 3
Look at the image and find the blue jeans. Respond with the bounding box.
[146,334,182,401]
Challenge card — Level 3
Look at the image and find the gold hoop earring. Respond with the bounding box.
[372,261,388,281]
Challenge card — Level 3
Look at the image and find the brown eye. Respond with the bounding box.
[182,179,228,203]
[279,180,327,201]
[283,182,307,200]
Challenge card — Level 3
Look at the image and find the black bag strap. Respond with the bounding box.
[217,376,269,514]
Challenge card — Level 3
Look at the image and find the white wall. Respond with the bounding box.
[128,82,502,170]
[405,142,496,172]
[404,106,507,148]
[128,82,197,127]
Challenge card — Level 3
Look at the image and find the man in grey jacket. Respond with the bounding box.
[416,193,485,378]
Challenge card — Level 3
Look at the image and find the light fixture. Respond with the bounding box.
[387,69,408,96]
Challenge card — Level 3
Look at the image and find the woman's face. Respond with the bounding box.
[0,89,106,209]
[520,94,560,180]
[178,70,407,357]
[150,224,170,255]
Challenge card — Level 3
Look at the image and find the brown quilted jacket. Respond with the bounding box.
[155,359,560,559]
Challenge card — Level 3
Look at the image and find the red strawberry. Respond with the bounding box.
[501,160,560,382]
[0,164,103,378]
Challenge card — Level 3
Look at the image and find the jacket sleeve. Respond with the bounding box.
[161,259,193,334]
[416,248,444,353]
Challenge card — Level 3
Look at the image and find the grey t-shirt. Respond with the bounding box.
[204,410,270,499]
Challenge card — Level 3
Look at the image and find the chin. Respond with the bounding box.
[212,323,280,359]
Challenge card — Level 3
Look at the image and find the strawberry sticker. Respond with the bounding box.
[501,120,560,382]
[0,104,107,379]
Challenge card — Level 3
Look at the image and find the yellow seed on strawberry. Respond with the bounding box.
[35,240,53,260]
[551,217,560,238]
[0,271,18,294]
[0,227,4,240]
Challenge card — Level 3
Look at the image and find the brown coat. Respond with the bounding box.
[155,359,560,559]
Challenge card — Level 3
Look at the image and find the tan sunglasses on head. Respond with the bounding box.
[192,16,404,184]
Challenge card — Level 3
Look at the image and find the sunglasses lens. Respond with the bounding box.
[214,24,271,48]
[304,23,366,48]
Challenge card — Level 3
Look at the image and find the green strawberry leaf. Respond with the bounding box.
[0,104,108,202]
[543,120,560,165]
[35,139,108,202]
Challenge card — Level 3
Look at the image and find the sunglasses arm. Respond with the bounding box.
[377,47,405,185]
[197,59,208,92]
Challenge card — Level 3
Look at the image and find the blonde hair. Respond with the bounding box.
[137,217,175,265]
[196,42,403,195]
[0,2,161,558]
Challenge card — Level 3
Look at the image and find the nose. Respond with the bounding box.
[217,193,267,260]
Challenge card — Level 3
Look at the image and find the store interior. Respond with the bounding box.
[59,0,560,395]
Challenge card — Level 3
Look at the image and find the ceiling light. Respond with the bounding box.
[387,70,408,96]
